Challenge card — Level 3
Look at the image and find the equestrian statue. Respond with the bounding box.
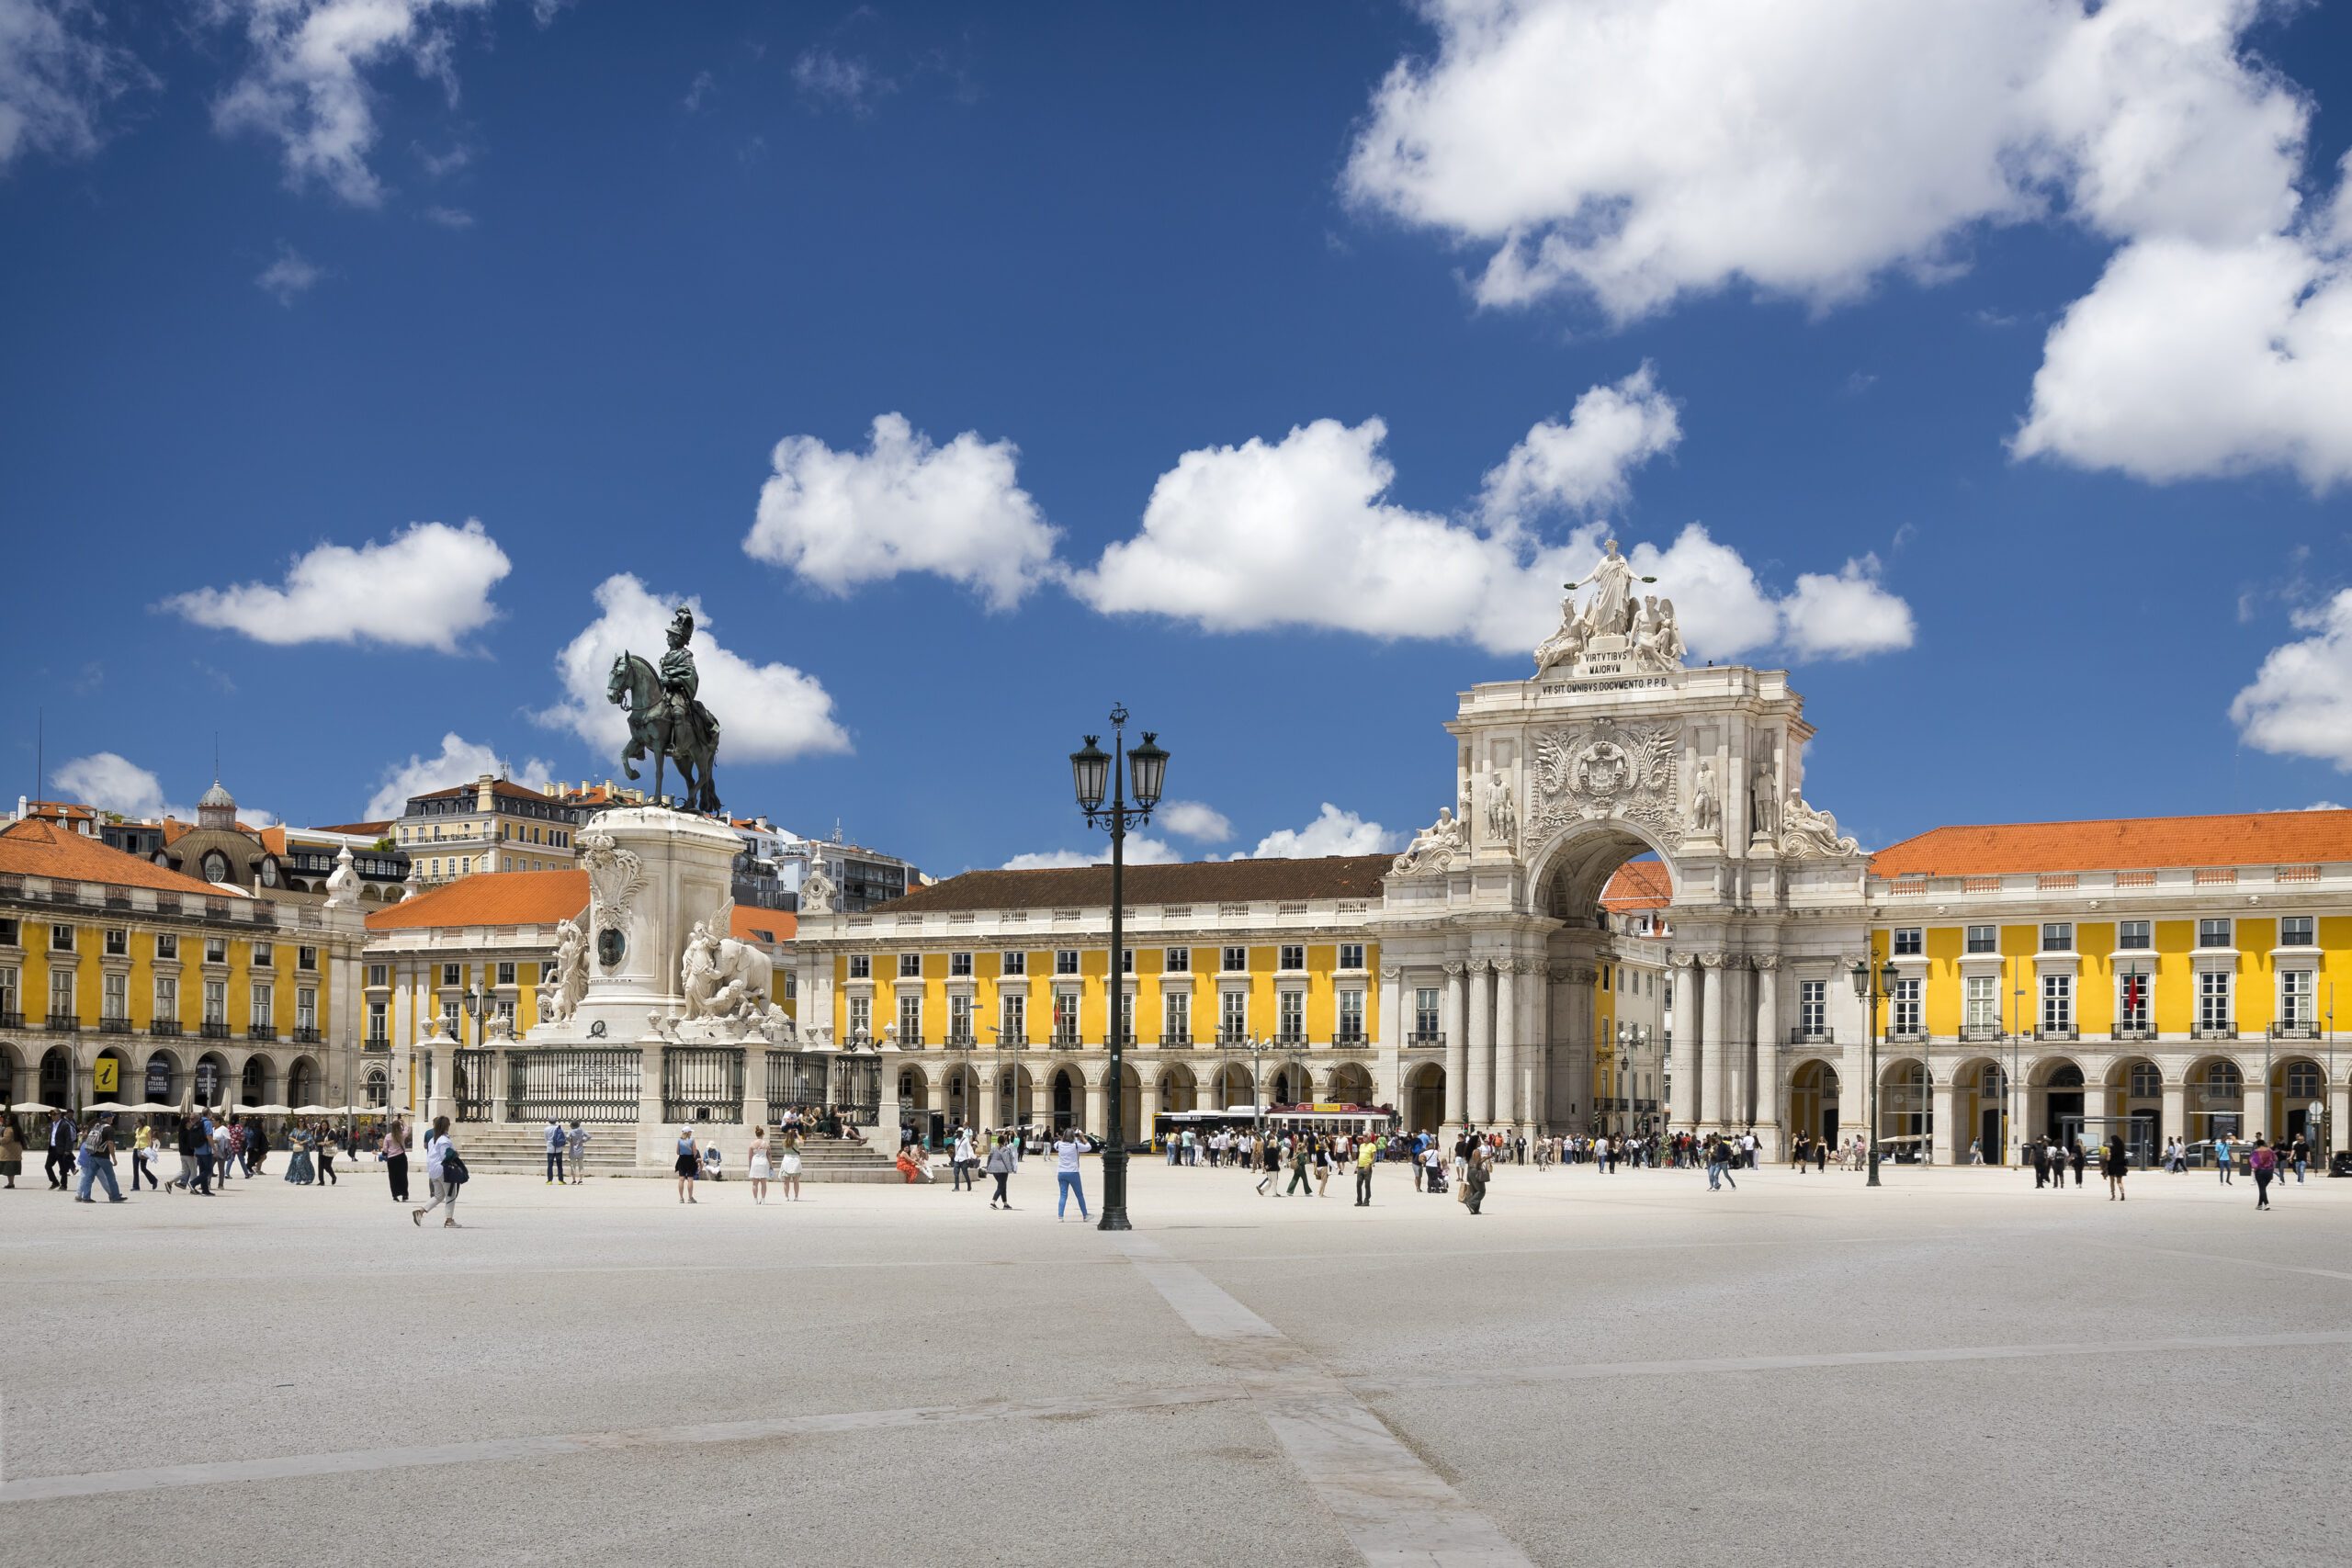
[607,604,722,814]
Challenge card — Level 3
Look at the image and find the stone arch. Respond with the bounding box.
[1404,1061,1445,1134]
[2184,1053,2245,1145]
[1046,1063,1083,1130]
[38,1044,73,1106]
[238,1053,271,1107]
[1522,817,1681,923]
[2028,1055,2086,1143]
[141,1046,182,1105]
[940,1061,980,1124]
[2269,1054,2325,1143]
[1156,1062,1198,1114]
[1266,1058,1314,1107]
[1326,1062,1375,1104]
[1210,1061,1254,1111]
[894,1060,932,1117]
[286,1055,322,1107]
[1787,1056,1839,1148]
[362,1063,390,1110]
[194,1051,232,1108]
[995,1063,1035,1128]
[1876,1054,1928,1157]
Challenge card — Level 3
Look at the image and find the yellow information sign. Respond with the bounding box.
[94,1057,119,1095]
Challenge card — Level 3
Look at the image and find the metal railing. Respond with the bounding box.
[46,1011,76,1031]
[2269,1022,2320,1041]
[98,1016,130,1034]
[1332,1032,1368,1047]
[246,1024,277,1042]
[1158,1032,1192,1048]
[291,1026,321,1043]
[2191,1022,2238,1041]
[506,1047,641,1123]
[838,1055,882,1124]
[0,1010,19,1030]
[200,1021,230,1040]
[662,1046,744,1122]
[452,1049,497,1122]
[2036,1026,2078,1042]
[150,1019,181,1037]
[1050,1031,1083,1048]
[1788,1028,1836,1045]
[2112,1024,2155,1042]
[765,1050,832,1111]
[1408,1032,1444,1047]
[1958,1024,2003,1043]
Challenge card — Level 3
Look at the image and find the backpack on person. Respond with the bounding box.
[442,1149,469,1186]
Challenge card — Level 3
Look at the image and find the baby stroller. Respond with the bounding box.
[1423,1161,1448,1195]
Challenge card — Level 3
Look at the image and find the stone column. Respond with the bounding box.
[1669,955,1700,1130]
[2329,1080,2350,1162]
[978,1060,1001,1133]
[1931,1077,1959,1165]
[1136,1076,1159,1149]
[1465,960,1494,1125]
[1519,966,1544,1130]
[1720,962,1747,1129]
[1698,954,1726,1131]
[1752,958,1781,1156]
[2158,1077,2185,1153]
[1493,961,1519,1127]
[1377,966,1402,1053]
[2245,1080,2270,1145]
[1084,1075,1106,1139]
[743,1048,770,1137]
[2083,1079,2109,1142]
[1442,963,1468,1127]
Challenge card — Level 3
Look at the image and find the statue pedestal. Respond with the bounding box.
[527,805,744,1046]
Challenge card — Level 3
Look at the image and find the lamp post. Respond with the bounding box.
[1850,958,1898,1188]
[2011,965,2028,1164]
[1069,706,1169,1232]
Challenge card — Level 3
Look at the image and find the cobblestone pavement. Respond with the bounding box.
[3,1156,2346,1566]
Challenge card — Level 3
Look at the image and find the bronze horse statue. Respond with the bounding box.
[607,651,721,814]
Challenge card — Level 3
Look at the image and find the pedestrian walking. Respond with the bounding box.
[46,1111,76,1189]
[1353,1136,1375,1206]
[381,1119,410,1203]
[2068,1137,2087,1188]
[749,1125,773,1204]
[777,1127,804,1201]
[0,1120,22,1188]
[318,1124,340,1186]
[1257,1134,1282,1196]
[131,1122,158,1190]
[674,1126,700,1204]
[1053,1127,1091,1222]
[74,1112,126,1203]
[412,1115,463,1227]
[2251,1137,2277,1211]
[544,1118,567,1185]
[2102,1134,2129,1200]
[2214,1134,2234,1183]
[951,1123,975,1191]
[566,1122,589,1183]
[986,1131,1017,1209]
[1463,1141,1490,1214]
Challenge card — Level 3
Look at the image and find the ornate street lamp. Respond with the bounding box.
[1069,705,1168,1231]
[1851,957,1899,1189]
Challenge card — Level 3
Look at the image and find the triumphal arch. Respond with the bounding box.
[1375,541,1878,1157]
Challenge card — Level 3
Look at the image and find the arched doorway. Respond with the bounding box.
[2274,1057,2324,1144]
[287,1056,320,1108]
[39,1046,72,1108]
[1116,1062,1142,1145]
[1211,1062,1254,1111]
[363,1065,390,1110]
[941,1063,978,1126]
[1954,1058,2007,1164]
[194,1052,229,1109]
[141,1049,179,1105]
[2035,1059,2085,1143]
[1789,1059,1838,1147]
[1157,1063,1198,1115]
[2190,1057,2243,1144]
[2108,1056,2162,1163]
[1049,1066,1080,1131]
[1527,822,1682,1137]
[1405,1062,1445,1134]
[997,1065,1035,1128]
[1268,1061,1311,1106]
[93,1048,132,1104]
[1879,1057,1928,1161]
[239,1055,268,1107]
[1327,1062,1375,1106]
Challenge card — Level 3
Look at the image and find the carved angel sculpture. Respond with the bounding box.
[544,918,590,1024]
[1779,790,1860,858]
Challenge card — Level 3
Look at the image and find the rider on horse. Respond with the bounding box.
[659,606,719,760]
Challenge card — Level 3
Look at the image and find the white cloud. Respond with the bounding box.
[2305,801,2346,812]
[746,412,1059,610]
[682,68,714,112]
[2231,590,2352,770]
[254,243,322,304]
[1159,800,1231,843]
[792,48,890,114]
[1345,0,2303,322]
[164,518,509,652]
[2012,210,2352,489]
[1778,553,1917,660]
[537,573,850,764]
[362,732,554,820]
[208,0,506,207]
[1234,804,1398,861]
[0,0,147,170]
[1478,365,1680,523]
[1071,409,1909,662]
[54,751,165,819]
[1001,837,1182,872]
[421,203,472,228]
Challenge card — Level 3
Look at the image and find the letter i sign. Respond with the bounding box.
[95,1057,119,1095]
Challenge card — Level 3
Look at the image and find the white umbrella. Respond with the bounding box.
[10,1101,59,1113]
[129,1101,176,1113]
[85,1101,132,1114]
[292,1103,335,1115]
[247,1103,293,1115]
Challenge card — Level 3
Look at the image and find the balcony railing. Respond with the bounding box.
[2269,1022,2320,1041]
[1887,1029,1928,1043]
[943,1033,978,1050]
[1958,1024,2004,1043]
[1217,1030,1251,1046]
[98,1016,130,1034]
[2112,1025,2155,1042]
[1158,1032,1192,1048]
[365,1035,390,1051]
[246,1023,277,1042]
[150,1019,182,1037]
[2191,1021,2237,1041]
[995,1033,1028,1049]
[291,1026,321,1044]
[46,1011,76,1031]
[200,1021,230,1040]
[1050,1032,1083,1048]
[1788,1028,1836,1045]
[1274,1032,1308,1048]
[1332,1032,1368,1047]
[2036,1026,2078,1042]
[0,1010,22,1029]
[1407,1031,1444,1047]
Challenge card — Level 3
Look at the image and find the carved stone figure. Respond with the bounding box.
[681,900,775,1025]
[1532,593,1590,674]
[483,1009,516,1043]
[579,829,646,974]
[544,918,590,1024]
[1779,790,1860,858]
[323,844,359,907]
[1687,758,1718,834]
[798,861,838,915]
[606,604,722,814]
[1750,762,1777,842]
[1532,723,1682,848]
[1392,806,1467,876]
[1484,768,1517,847]
[1568,538,1641,637]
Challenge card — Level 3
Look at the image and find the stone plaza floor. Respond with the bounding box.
[2,1153,2347,1566]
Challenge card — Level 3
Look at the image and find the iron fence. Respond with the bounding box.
[765,1050,831,1111]
[507,1048,641,1123]
[836,1056,881,1124]
[662,1046,744,1122]
[452,1049,496,1122]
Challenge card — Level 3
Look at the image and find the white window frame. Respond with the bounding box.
[1963,975,1998,1032]
[1001,991,1026,1042]
[1221,946,1248,974]
[1891,927,1924,956]
[1055,950,1080,976]
[1963,925,1996,954]
[1798,979,1827,1038]
[2041,922,2073,953]
[1001,951,1026,976]
[1276,989,1305,1042]
[2197,969,2231,1031]
[2279,915,2315,948]
[1162,988,1190,1043]
[1163,946,1190,973]
[1338,942,1365,971]
[2197,918,2232,950]
[949,952,973,978]
[1337,988,1364,1041]
[898,953,922,979]
[1219,989,1248,1043]
[2041,973,2073,1033]
[2117,919,2153,951]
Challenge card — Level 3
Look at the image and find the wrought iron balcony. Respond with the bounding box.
[98,1016,130,1034]
[1407,1031,1444,1047]
[2191,1021,2238,1041]
[1157,1032,1192,1048]
[1274,1032,1308,1048]
[1050,1031,1083,1048]
[995,1033,1028,1049]
[2268,1022,2320,1041]
[46,1010,77,1031]
[246,1023,277,1042]
[365,1034,390,1051]
[1887,1030,1928,1043]
[0,1010,22,1029]
[1332,1032,1369,1047]
[2112,1025,2155,1042]
[150,1019,182,1037]
[1787,1028,1837,1045]
[2036,1026,2078,1043]
[291,1026,321,1044]
[1216,1029,1251,1046]
[944,1033,978,1050]
[200,1021,230,1040]
[1957,1024,2004,1043]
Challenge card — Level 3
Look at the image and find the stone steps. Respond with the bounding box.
[439,1123,901,1181]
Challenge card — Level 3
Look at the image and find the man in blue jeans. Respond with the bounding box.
[75,1113,126,1203]
[1053,1127,1091,1222]
[545,1119,567,1184]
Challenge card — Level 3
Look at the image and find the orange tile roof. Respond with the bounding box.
[1600,859,1672,911]
[310,821,392,839]
[1869,809,2352,879]
[0,818,230,897]
[366,869,796,942]
[883,855,1393,914]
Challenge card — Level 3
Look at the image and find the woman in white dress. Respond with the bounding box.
[778,1127,803,1202]
[748,1124,773,1204]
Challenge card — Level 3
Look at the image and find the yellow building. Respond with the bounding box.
[0,817,365,1115]
[792,855,1392,1140]
[1867,810,2352,1162]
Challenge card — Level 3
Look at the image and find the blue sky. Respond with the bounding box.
[5,0,2351,875]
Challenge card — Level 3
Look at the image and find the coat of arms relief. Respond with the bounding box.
[1532,723,1683,851]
